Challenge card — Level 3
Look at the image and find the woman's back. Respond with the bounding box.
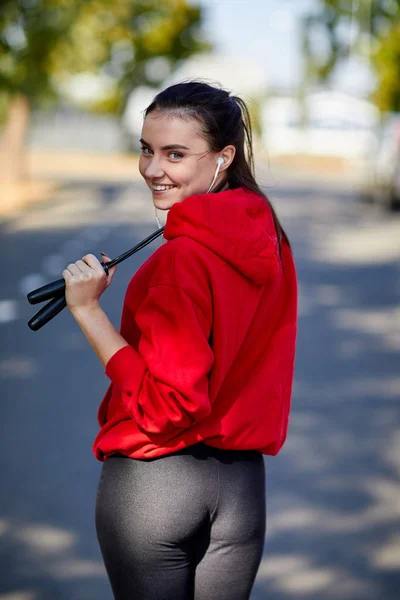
[93,185,297,460]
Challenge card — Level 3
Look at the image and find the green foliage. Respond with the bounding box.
[0,91,11,125]
[371,21,400,111]
[0,0,79,106]
[246,96,263,139]
[302,0,400,111]
[0,0,211,114]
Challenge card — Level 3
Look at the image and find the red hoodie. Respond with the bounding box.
[92,186,298,461]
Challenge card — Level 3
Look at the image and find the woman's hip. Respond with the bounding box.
[95,442,266,537]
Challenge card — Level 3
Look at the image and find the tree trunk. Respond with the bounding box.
[0,93,30,182]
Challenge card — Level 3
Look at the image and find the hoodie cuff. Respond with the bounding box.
[105,344,147,394]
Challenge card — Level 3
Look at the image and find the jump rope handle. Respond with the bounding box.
[28,296,67,331]
[27,277,66,305]
[27,260,110,306]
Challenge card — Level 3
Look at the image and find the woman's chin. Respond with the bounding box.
[153,198,174,210]
[152,193,182,210]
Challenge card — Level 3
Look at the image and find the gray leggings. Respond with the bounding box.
[95,442,266,600]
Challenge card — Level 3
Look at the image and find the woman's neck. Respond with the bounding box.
[213,180,229,193]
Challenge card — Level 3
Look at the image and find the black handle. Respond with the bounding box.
[28,296,67,331]
[27,261,109,305]
[27,277,66,305]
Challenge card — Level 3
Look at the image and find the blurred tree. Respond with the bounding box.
[0,0,210,180]
[301,0,400,111]
[371,20,400,112]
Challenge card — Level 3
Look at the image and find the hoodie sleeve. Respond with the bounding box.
[104,283,214,435]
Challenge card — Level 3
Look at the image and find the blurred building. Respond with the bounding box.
[261,90,380,161]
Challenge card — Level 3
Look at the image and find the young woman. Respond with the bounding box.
[62,81,298,600]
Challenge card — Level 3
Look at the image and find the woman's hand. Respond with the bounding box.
[62,253,117,313]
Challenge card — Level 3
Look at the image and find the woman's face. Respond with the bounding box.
[139,111,226,211]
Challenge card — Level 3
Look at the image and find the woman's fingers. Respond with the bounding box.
[66,263,82,275]
[82,253,110,275]
[75,260,96,282]
[98,253,117,278]
[67,256,104,276]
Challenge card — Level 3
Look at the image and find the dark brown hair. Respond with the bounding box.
[144,80,292,260]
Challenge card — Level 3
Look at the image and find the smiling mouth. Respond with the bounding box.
[152,184,177,191]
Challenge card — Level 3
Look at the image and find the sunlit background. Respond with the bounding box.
[1,1,399,599]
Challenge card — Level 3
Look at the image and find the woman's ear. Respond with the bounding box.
[220,145,236,169]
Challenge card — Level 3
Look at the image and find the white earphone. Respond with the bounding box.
[206,157,225,193]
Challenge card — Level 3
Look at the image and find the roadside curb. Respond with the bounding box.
[0,180,61,221]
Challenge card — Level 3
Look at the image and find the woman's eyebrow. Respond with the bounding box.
[140,138,190,151]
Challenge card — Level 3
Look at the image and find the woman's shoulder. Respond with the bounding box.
[149,235,213,290]
[161,234,216,265]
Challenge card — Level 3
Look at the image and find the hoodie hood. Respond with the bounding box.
[163,186,280,284]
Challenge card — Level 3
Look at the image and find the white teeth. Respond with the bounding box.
[152,185,176,191]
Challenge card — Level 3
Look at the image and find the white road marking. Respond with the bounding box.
[0,356,39,377]
[0,300,18,323]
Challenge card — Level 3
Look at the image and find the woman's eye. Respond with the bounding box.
[139,146,182,160]
[169,151,183,160]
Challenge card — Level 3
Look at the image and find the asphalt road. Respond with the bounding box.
[1,175,399,600]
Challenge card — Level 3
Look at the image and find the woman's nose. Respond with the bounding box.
[144,157,164,178]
